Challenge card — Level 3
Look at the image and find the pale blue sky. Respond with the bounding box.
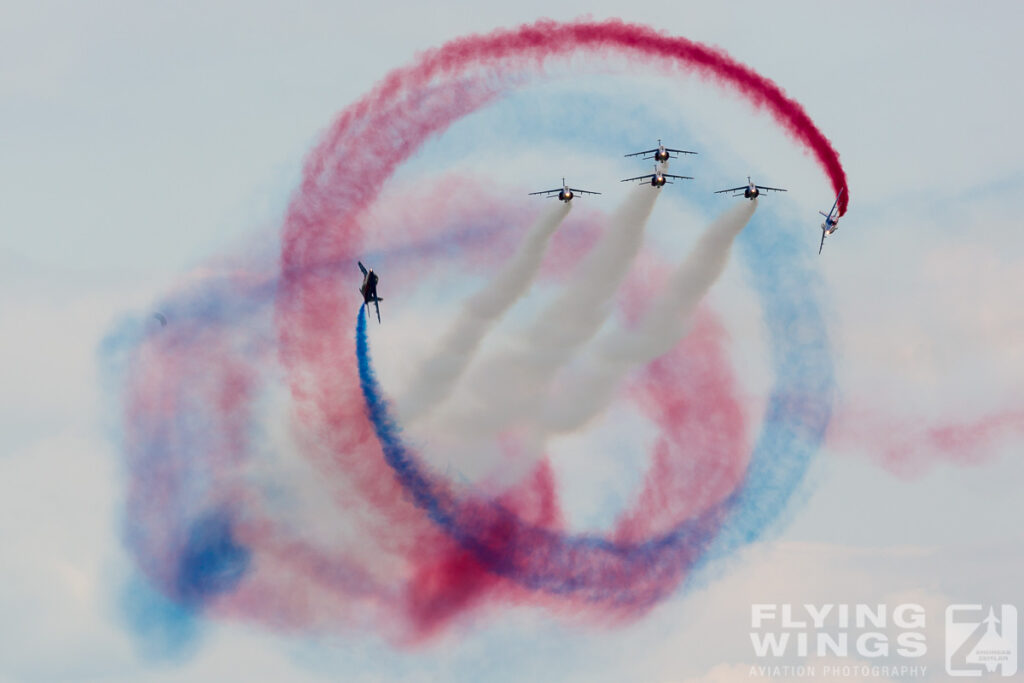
[2,2,1022,681]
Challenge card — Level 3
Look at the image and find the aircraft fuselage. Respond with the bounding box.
[817,188,845,251]
[360,270,379,303]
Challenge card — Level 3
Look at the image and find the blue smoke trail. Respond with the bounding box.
[695,217,835,570]
[358,305,728,606]
[355,216,835,602]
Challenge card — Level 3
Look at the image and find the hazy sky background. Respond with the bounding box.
[2,2,1022,681]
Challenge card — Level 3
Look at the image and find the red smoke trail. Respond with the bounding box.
[118,20,853,645]
[119,181,756,642]
[119,225,763,642]
[273,22,850,616]
[617,310,749,543]
[828,407,1024,478]
[283,18,847,263]
[277,17,851,406]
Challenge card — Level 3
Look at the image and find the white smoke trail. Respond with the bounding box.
[429,200,755,488]
[539,200,757,433]
[425,186,659,439]
[397,202,572,422]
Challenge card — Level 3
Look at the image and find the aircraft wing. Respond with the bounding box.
[755,185,787,193]
[715,186,746,194]
[818,230,826,255]
[528,188,562,196]
[620,174,654,183]
[569,188,601,195]
[625,148,657,158]
[374,298,381,324]
[665,148,697,155]
[663,174,694,180]
[358,261,368,275]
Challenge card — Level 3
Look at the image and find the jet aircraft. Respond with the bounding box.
[358,261,383,323]
[529,178,600,203]
[817,188,845,255]
[625,139,697,163]
[621,164,693,187]
[715,176,787,200]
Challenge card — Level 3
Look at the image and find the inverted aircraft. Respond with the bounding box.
[817,188,845,255]
[625,139,697,163]
[621,164,693,188]
[529,178,600,203]
[715,176,787,200]
[358,261,383,323]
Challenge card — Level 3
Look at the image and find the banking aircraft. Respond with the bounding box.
[358,261,383,323]
[818,188,845,255]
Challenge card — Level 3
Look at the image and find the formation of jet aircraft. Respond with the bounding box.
[363,139,849,318]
